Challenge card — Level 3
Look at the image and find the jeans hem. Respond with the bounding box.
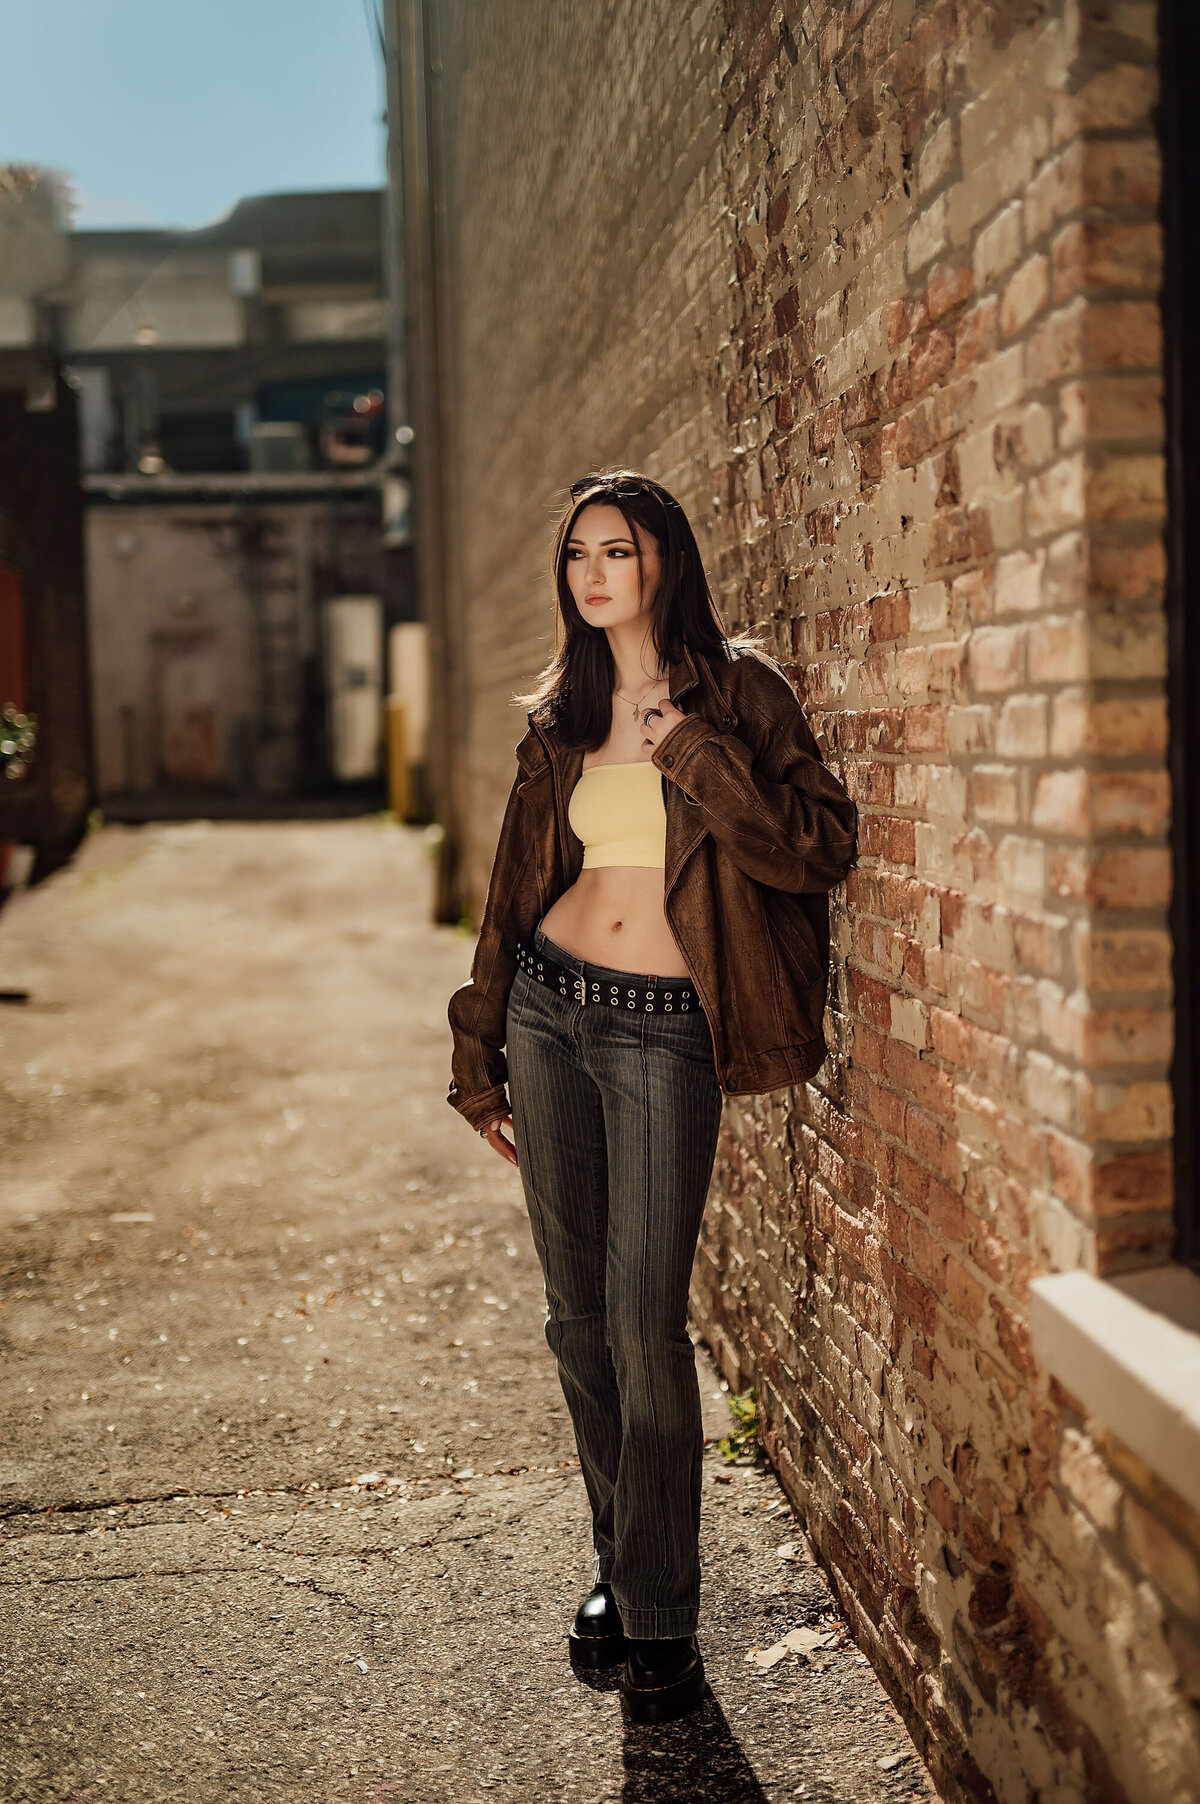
[617,1606,700,1639]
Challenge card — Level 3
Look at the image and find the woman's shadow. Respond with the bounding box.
[576,1668,770,1803]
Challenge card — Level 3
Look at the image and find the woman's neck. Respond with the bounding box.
[606,622,666,700]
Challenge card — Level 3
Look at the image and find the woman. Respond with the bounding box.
[447,470,856,1724]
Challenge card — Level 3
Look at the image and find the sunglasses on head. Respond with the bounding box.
[570,474,645,496]
[569,474,680,510]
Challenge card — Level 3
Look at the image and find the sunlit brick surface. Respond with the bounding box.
[438,5,1198,1799]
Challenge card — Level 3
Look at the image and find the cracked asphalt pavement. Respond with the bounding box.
[0,819,938,1803]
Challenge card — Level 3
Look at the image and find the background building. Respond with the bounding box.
[16,184,415,813]
[0,167,91,876]
[62,190,388,480]
[386,3,1200,1800]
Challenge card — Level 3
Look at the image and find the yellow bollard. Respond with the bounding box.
[387,698,411,820]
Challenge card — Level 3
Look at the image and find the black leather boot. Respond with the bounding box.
[568,1581,628,1668]
[620,1634,707,1723]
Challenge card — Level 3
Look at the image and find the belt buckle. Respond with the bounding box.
[574,973,587,1006]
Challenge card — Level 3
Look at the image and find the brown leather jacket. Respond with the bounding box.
[446,642,857,1131]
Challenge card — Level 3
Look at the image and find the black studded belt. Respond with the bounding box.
[514,937,699,1013]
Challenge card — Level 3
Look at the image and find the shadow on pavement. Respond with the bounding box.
[573,1666,770,1802]
[618,1690,771,1802]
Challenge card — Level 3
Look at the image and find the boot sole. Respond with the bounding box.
[568,1628,628,1669]
[621,1656,707,1723]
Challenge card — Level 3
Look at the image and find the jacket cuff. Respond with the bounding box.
[651,713,719,787]
[447,1082,510,1133]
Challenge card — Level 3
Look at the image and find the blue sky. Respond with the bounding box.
[0,0,386,229]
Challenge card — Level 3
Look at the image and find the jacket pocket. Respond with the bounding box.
[759,886,824,989]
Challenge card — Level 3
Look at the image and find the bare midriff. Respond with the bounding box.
[538,738,691,976]
[538,863,691,978]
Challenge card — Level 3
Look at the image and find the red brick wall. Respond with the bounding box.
[438,2,1200,1798]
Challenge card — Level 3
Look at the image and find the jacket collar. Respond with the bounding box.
[666,643,702,707]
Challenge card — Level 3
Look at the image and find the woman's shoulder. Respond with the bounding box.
[716,639,800,713]
[513,727,551,784]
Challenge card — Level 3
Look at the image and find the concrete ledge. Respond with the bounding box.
[1029,1264,1200,1516]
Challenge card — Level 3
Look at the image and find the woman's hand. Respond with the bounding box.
[639,694,687,755]
[482,1114,518,1167]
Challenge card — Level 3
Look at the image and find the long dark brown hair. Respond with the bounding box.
[515,469,763,750]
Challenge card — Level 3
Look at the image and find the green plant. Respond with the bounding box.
[0,704,36,780]
[718,1387,762,1463]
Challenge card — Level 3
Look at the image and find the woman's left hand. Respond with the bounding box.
[640,694,688,754]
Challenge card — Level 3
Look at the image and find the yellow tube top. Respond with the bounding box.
[569,761,667,869]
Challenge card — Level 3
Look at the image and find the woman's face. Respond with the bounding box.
[564,502,662,632]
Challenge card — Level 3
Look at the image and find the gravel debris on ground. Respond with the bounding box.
[0,819,940,1803]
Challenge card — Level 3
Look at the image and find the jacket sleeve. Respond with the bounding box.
[446,769,538,1131]
[651,655,857,894]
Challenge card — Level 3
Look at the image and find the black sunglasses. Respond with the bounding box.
[570,474,645,497]
[569,474,680,510]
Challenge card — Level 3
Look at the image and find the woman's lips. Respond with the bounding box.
[584,595,611,605]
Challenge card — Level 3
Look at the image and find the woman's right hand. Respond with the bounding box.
[482,1114,518,1167]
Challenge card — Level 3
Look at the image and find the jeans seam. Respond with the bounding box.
[510,963,530,1039]
[638,1007,671,1618]
[590,1082,608,1347]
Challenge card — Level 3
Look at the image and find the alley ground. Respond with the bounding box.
[0,819,938,1804]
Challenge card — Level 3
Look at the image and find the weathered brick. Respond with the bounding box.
[973,200,1023,287]
[1059,375,1164,448]
[969,625,1024,693]
[1032,768,1169,842]
[971,764,1020,825]
[1027,615,1088,684]
[1032,770,1089,838]
[1084,299,1163,371]
[1123,1497,1200,1618]
[1077,926,1172,995]
[1060,1429,1122,1532]
[1082,138,1161,213]
[1025,143,1084,244]
[1085,1078,1172,1141]
[1050,694,1168,760]
[926,259,973,322]
[1089,770,1171,838]
[1027,456,1086,537]
[954,295,999,371]
[1052,219,1162,300]
[1088,452,1166,524]
[437,2,1184,1792]
[1000,254,1050,339]
[995,694,1048,760]
[1051,847,1172,909]
[1076,65,1158,134]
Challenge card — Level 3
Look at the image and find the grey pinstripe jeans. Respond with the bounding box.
[504,922,723,1639]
